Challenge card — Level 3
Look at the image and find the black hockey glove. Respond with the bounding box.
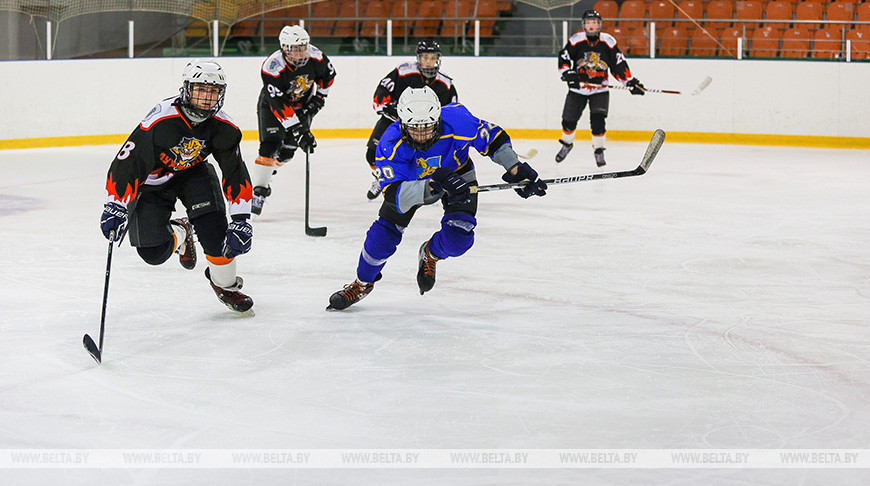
[626,78,646,95]
[561,69,581,89]
[381,102,399,121]
[430,167,471,206]
[290,123,317,153]
[502,162,547,199]
[300,93,326,118]
[100,202,127,242]
[223,218,252,259]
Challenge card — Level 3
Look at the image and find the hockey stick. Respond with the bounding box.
[304,149,327,237]
[83,229,116,364]
[471,129,665,194]
[580,76,712,96]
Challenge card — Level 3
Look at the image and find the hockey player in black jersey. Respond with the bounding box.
[99,59,255,313]
[556,10,645,166]
[364,39,458,199]
[251,25,336,216]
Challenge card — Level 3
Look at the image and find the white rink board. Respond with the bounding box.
[0,56,868,140]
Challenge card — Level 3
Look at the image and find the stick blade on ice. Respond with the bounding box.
[639,129,666,173]
[692,76,712,96]
[83,334,101,364]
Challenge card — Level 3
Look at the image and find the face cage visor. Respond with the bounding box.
[181,81,226,121]
[416,53,441,78]
[401,120,441,151]
[282,44,310,67]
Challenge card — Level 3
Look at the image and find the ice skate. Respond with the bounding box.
[594,147,606,167]
[327,274,381,310]
[417,240,441,295]
[205,268,253,314]
[366,178,382,200]
[170,218,197,270]
[555,140,573,163]
[251,185,271,216]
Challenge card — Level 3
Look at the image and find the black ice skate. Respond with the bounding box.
[555,140,573,163]
[327,274,381,310]
[594,147,606,167]
[170,218,197,270]
[417,240,441,295]
[251,185,271,216]
[205,268,253,313]
[366,178,382,200]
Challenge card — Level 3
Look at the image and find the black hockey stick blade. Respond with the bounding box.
[83,333,101,364]
[472,129,666,193]
[305,225,327,237]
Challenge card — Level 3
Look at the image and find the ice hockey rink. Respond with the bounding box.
[0,137,867,484]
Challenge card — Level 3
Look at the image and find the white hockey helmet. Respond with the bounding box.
[397,86,442,151]
[279,25,311,67]
[180,58,227,123]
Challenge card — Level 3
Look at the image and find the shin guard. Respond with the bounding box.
[357,218,404,283]
[429,213,476,259]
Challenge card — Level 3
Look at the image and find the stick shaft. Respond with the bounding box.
[98,230,115,351]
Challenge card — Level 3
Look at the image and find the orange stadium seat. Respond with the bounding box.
[443,0,474,37]
[705,1,734,30]
[794,1,824,31]
[846,28,870,59]
[333,2,358,37]
[618,0,648,30]
[388,0,409,36]
[594,0,619,20]
[310,1,338,37]
[689,29,718,56]
[859,2,870,24]
[812,27,843,58]
[476,0,500,36]
[657,25,690,55]
[624,27,650,55]
[676,1,704,27]
[735,1,764,30]
[718,27,745,57]
[414,1,443,37]
[360,0,389,37]
[648,1,676,27]
[749,26,779,56]
[780,25,812,57]
[764,0,794,30]
[826,1,857,28]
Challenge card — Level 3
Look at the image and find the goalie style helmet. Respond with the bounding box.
[582,10,602,38]
[180,59,227,123]
[279,25,311,67]
[416,39,442,78]
[398,86,442,151]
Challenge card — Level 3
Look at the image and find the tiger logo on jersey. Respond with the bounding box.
[416,155,442,178]
[581,52,608,72]
[290,75,314,101]
[162,137,206,170]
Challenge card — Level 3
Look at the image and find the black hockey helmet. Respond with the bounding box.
[582,10,603,37]
[416,39,442,78]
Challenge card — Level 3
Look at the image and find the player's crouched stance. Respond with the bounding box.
[327,87,547,310]
[99,59,255,314]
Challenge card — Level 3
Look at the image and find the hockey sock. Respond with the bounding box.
[206,255,237,288]
[561,130,576,145]
[429,213,476,259]
[251,157,279,189]
[357,218,404,283]
[592,133,606,150]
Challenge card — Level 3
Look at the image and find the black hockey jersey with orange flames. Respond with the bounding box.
[105,97,253,218]
[558,32,635,95]
[372,62,458,119]
[260,46,336,129]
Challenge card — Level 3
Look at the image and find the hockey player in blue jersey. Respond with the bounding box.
[327,87,548,310]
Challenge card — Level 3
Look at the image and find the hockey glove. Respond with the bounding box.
[430,167,471,206]
[626,78,646,95]
[223,218,252,259]
[300,93,326,118]
[502,162,548,199]
[100,202,128,242]
[561,69,581,89]
[290,123,317,153]
[381,102,399,121]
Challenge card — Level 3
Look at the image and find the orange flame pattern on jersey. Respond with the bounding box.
[106,173,139,204]
[223,179,253,203]
[271,103,297,123]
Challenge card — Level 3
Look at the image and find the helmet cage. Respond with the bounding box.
[401,119,442,151]
[180,59,227,122]
[416,40,442,78]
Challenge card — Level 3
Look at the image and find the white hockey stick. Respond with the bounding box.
[580,76,712,96]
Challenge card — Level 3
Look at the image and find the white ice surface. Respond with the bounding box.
[0,139,868,484]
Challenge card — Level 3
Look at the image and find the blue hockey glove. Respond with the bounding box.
[626,78,646,95]
[100,202,128,242]
[290,123,317,153]
[502,162,548,199]
[430,167,471,205]
[561,69,581,89]
[222,218,252,258]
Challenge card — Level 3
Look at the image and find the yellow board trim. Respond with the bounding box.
[2,129,869,150]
